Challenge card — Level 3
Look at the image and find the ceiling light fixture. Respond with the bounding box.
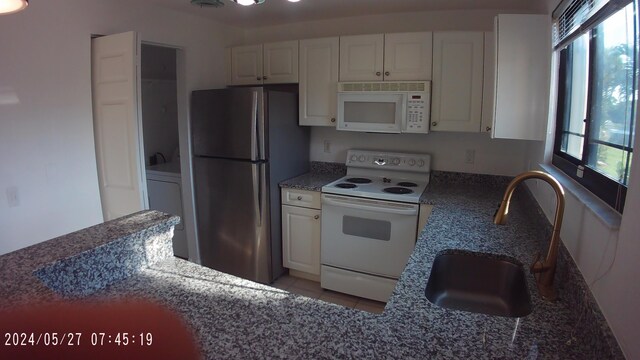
[232,0,265,6]
[0,0,28,15]
[191,0,225,7]
[288,0,300,2]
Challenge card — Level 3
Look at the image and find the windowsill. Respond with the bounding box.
[540,163,622,230]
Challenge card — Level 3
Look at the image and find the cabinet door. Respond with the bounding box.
[231,45,263,85]
[431,32,484,132]
[384,32,432,81]
[493,15,551,141]
[263,40,299,84]
[339,34,384,81]
[282,205,321,275]
[481,32,495,135]
[299,37,339,126]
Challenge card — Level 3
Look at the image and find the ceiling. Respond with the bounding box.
[144,0,548,28]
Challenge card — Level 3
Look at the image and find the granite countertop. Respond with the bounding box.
[279,161,346,191]
[0,211,180,307]
[279,172,344,192]
[0,176,622,358]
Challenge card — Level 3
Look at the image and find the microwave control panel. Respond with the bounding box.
[405,92,430,133]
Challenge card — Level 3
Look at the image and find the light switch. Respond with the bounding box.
[6,187,19,207]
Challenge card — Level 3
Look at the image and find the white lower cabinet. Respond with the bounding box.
[281,189,321,276]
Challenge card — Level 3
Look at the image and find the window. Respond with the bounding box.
[553,0,637,212]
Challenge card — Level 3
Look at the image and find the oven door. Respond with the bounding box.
[321,193,418,278]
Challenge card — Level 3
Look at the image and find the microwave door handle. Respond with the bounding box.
[400,95,408,132]
[322,196,418,216]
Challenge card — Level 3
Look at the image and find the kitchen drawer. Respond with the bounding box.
[281,188,321,209]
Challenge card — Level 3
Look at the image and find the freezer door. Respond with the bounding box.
[193,157,271,283]
[191,88,264,161]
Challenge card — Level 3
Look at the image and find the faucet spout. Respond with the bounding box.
[493,171,565,301]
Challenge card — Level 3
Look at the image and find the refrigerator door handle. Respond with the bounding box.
[258,93,266,160]
[251,91,259,161]
[252,164,262,226]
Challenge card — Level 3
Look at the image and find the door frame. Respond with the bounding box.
[140,40,200,264]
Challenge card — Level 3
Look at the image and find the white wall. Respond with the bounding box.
[242,9,536,43]
[141,79,179,165]
[141,45,179,166]
[312,128,527,176]
[242,9,539,176]
[0,0,242,256]
[522,0,640,357]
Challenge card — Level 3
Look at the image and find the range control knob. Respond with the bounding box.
[417,159,425,167]
[350,155,357,162]
[391,157,401,165]
[358,155,366,162]
[408,159,416,166]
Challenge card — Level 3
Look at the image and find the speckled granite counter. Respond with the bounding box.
[279,161,346,191]
[0,179,623,358]
[279,172,343,191]
[0,210,179,307]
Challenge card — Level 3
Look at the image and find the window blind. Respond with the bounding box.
[552,0,632,48]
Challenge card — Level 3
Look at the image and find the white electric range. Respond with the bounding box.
[320,150,431,302]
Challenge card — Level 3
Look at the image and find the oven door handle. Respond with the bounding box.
[322,195,418,216]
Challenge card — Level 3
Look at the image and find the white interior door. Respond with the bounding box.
[91,31,147,221]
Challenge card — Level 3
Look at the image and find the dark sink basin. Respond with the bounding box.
[425,251,532,317]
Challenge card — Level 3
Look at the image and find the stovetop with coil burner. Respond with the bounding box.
[322,150,431,204]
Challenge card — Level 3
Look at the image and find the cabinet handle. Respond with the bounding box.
[376,72,381,76]
[297,196,303,200]
[256,76,261,81]
[263,76,268,80]
[384,71,390,76]
[314,215,320,220]
[486,126,492,132]
[330,118,336,123]
[431,122,437,127]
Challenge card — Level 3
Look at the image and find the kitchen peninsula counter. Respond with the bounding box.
[0,177,623,359]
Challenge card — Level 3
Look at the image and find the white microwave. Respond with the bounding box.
[336,81,430,134]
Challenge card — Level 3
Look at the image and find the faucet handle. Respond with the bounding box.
[530,253,545,273]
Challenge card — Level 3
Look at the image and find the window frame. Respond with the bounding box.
[552,1,636,213]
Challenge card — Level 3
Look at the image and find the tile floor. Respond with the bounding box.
[271,275,386,314]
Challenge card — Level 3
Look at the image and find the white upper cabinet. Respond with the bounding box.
[299,37,339,126]
[263,41,299,84]
[230,44,263,85]
[339,32,432,82]
[229,41,299,85]
[431,32,484,132]
[339,34,385,81]
[383,32,433,81]
[492,14,551,141]
[481,32,496,134]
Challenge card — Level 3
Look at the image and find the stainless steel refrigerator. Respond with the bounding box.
[191,87,309,284]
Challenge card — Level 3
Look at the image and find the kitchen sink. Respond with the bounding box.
[425,251,532,317]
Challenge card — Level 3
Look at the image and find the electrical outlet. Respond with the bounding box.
[323,140,331,153]
[6,187,19,207]
[465,149,476,164]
